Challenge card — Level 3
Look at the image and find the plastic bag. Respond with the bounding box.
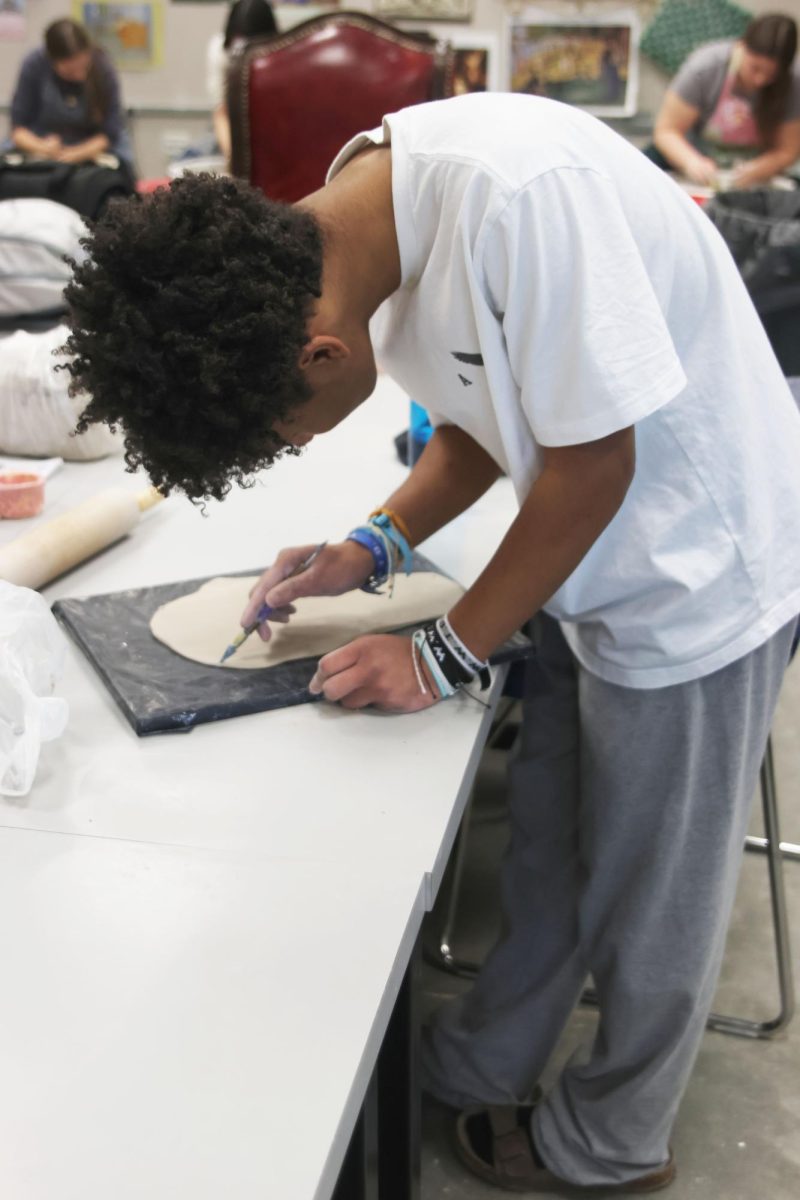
[706,190,800,376]
[705,190,800,289]
[0,159,135,223]
[0,581,69,797]
[0,323,121,460]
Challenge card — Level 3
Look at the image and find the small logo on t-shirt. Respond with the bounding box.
[452,351,483,388]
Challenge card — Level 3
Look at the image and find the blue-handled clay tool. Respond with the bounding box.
[219,541,327,664]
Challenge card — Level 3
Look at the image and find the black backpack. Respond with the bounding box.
[0,157,136,221]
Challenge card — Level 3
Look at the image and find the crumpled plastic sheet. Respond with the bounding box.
[53,558,533,737]
[1,580,69,794]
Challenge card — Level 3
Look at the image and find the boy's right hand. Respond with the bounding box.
[240,541,375,642]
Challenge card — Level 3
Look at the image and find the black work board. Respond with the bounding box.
[53,555,534,737]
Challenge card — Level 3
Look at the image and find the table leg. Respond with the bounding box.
[377,935,421,1200]
[333,1073,379,1200]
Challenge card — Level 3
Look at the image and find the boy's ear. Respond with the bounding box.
[298,335,350,370]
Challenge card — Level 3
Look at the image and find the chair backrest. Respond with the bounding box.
[228,10,455,203]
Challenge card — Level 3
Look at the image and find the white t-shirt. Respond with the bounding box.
[327,93,800,689]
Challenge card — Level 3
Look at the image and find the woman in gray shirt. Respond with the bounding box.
[653,13,800,187]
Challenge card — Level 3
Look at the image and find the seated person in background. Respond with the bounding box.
[207,0,277,164]
[7,17,133,170]
[652,12,800,188]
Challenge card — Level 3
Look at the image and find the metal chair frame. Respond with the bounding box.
[427,729,795,1040]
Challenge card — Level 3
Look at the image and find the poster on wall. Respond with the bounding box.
[506,6,639,117]
[451,31,500,94]
[0,0,26,41]
[374,0,473,21]
[73,1,163,70]
[271,0,341,18]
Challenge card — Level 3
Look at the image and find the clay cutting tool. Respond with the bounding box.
[219,541,327,664]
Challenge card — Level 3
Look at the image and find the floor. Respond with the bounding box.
[419,653,800,1199]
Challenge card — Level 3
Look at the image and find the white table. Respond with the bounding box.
[0,828,424,1200]
[0,376,519,1198]
[0,377,518,907]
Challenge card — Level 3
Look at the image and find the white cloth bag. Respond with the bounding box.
[0,323,121,459]
[0,197,87,317]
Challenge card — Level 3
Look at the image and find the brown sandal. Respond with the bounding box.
[454,1104,676,1195]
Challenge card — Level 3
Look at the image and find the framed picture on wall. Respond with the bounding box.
[272,1,340,9]
[506,6,639,117]
[0,0,26,42]
[73,1,163,70]
[450,31,500,95]
[272,3,342,28]
[373,1,474,22]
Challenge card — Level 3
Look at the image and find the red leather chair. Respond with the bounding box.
[228,10,455,203]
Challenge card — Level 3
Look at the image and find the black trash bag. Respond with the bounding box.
[0,157,136,221]
[705,190,800,375]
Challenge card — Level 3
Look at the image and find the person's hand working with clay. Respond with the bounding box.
[240,538,444,712]
[240,421,633,713]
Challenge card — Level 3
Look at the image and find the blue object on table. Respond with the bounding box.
[408,401,433,466]
[410,401,433,445]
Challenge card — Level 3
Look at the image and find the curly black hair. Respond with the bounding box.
[61,173,324,500]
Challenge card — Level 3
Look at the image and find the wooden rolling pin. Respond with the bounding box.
[0,486,163,590]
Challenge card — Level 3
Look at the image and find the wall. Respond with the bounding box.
[0,0,785,177]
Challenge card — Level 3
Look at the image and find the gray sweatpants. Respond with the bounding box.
[423,612,797,1187]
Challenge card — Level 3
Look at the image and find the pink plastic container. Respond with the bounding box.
[0,472,45,519]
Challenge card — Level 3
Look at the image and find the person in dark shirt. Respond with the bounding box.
[8,17,132,168]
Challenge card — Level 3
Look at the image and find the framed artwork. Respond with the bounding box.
[373,0,474,21]
[272,3,341,27]
[73,1,163,70]
[0,0,25,41]
[506,6,640,117]
[450,31,500,94]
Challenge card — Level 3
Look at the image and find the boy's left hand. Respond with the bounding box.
[309,634,439,712]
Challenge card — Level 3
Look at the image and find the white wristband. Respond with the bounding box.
[437,614,487,676]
